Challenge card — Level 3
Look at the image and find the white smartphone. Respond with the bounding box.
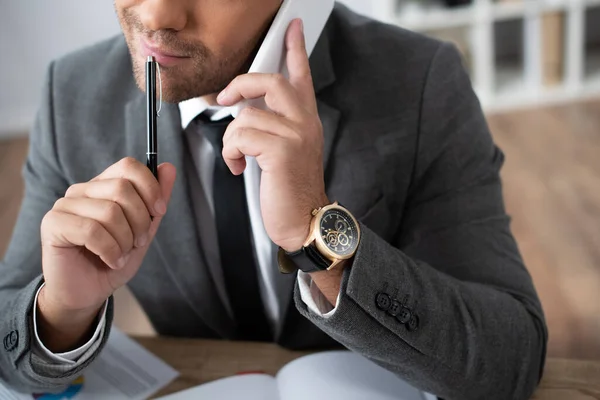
[229,0,335,117]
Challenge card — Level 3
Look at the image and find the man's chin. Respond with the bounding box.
[133,72,213,104]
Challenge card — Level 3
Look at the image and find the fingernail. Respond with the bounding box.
[154,199,167,215]
[136,233,148,248]
[217,89,227,103]
[116,254,130,269]
[298,18,304,33]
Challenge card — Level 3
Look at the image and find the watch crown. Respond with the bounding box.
[311,208,322,216]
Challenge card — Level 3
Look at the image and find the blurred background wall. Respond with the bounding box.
[0,1,120,137]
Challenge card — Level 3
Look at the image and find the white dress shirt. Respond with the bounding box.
[32,98,338,363]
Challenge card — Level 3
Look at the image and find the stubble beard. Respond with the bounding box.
[120,8,256,103]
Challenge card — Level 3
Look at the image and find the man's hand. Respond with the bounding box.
[216,19,328,252]
[38,158,176,352]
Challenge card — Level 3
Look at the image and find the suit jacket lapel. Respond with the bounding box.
[125,94,235,338]
[311,23,339,172]
[273,25,341,339]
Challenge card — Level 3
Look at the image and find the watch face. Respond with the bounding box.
[319,208,360,257]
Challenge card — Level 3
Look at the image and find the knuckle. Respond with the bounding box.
[239,106,256,119]
[102,201,122,222]
[223,121,238,140]
[272,73,287,88]
[228,125,241,142]
[236,126,248,137]
[104,239,122,262]
[272,73,285,83]
[52,197,66,211]
[234,127,251,143]
[113,178,132,199]
[119,156,138,169]
[40,210,57,234]
[64,183,81,198]
[81,218,101,239]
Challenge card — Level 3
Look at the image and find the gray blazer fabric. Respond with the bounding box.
[0,5,547,399]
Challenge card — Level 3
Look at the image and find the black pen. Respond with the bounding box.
[146,56,158,180]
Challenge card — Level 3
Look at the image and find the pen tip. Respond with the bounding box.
[147,56,155,63]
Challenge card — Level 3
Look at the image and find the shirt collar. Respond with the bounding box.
[178,97,232,130]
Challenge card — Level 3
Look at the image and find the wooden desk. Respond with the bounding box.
[136,337,600,399]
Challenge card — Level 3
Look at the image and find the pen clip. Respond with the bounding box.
[156,62,163,117]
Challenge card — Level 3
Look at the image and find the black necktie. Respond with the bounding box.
[196,113,271,341]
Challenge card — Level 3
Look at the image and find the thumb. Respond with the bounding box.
[121,162,176,271]
[157,162,177,206]
[149,162,177,235]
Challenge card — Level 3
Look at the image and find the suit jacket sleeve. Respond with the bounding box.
[294,42,548,400]
[0,62,114,393]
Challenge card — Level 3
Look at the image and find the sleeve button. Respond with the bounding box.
[387,300,402,316]
[3,330,18,352]
[406,314,420,332]
[396,307,412,324]
[375,293,391,311]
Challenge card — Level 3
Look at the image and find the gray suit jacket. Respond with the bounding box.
[0,5,547,399]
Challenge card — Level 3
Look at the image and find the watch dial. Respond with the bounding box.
[319,209,359,256]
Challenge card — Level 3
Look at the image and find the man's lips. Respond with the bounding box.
[140,40,190,66]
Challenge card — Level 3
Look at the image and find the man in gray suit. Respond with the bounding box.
[0,1,547,399]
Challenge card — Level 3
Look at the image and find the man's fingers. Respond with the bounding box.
[92,157,166,217]
[156,162,176,201]
[148,163,177,236]
[66,160,176,245]
[64,179,151,248]
[217,19,317,118]
[217,73,302,118]
[222,128,281,175]
[156,163,176,212]
[41,210,126,270]
[53,197,134,255]
[225,107,296,139]
[285,18,316,110]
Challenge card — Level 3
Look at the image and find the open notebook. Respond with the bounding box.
[157,351,437,400]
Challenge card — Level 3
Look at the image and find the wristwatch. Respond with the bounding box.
[278,202,361,274]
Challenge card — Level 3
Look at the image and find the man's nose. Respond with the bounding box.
[138,0,187,32]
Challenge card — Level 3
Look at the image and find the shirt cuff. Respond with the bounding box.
[297,271,341,318]
[33,283,108,364]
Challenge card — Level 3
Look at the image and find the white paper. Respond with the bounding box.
[276,351,435,400]
[156,374,278,400]
[0,328,178,400]
[155,350,438,400]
